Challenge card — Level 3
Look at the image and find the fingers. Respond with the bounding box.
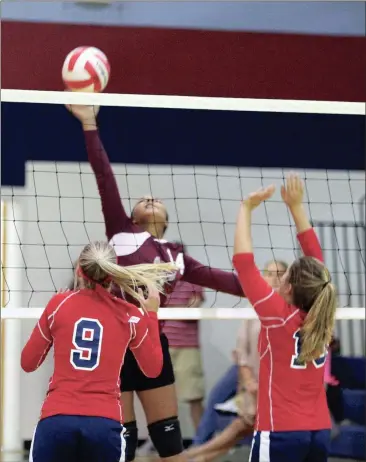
[145,282,159,300]
[287,173,295,195]
[265,184,276,198]
[57,287,70,294]
[295,174,304,193]
[280,184,286,198]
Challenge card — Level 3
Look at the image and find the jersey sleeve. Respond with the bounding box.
[297,228,324,262]
[84,130,135,240]
[129,311,163,378]
[233,253,296,326]
[183,255,244,297]
[21,299,55,372]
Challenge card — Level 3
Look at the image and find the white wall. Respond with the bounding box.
[1,163,365,439]
[2,1,365,36]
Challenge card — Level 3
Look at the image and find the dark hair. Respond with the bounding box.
[286,256,337,363]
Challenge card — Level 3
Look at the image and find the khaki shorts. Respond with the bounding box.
[169,347,205,402]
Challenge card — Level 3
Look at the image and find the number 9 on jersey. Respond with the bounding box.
[70,318,103,371]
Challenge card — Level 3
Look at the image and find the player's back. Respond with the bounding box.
[40,288,136,422]
[257,308,331,432]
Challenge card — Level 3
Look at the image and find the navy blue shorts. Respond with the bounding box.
[249,429,331,462]
[30,415,125,462]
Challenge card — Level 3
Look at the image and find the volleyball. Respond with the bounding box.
[62,47,110,92]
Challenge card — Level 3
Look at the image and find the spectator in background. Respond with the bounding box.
[190,260,288,450]
[185,318,261,462]
[163,278,206,429]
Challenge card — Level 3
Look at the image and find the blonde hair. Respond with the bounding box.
[75,241,177,302]
[287,256,337,364]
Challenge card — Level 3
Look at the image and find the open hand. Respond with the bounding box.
[65,103,100,127]
[57,287,71,294]
[243,185,275,210]
[281,173,304,207]
[137,282,160,314]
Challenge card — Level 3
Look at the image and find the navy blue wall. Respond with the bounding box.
[2,103,364,186]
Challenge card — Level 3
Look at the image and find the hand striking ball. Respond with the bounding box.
[62,47,110,92]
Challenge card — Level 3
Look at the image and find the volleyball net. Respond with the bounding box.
[1,89,365,459]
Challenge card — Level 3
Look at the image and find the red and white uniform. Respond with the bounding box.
[21,285,163,423]
[233,229,331,432]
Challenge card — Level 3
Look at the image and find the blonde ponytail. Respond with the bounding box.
[97,259,176,302]
[287,257,337,364]
[298,282,337,363]
[77,241,176,301]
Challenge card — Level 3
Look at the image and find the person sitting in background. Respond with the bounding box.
[188,261,288,460]
[185,318,260,462]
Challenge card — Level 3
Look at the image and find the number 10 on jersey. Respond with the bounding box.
[291,329,327,369]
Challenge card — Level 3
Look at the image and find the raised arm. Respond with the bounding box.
[67,105,132,240]
[233,186,294,323]
[183,255,244,298]
[281,174,323,262]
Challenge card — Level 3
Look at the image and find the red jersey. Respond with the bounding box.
[233,229,331,432]
[85,130,243,308]
[21,285,163,423]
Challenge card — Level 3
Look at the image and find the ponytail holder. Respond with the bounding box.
[77,267,112,284]
[323,280,331,289]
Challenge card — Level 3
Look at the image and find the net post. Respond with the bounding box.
[1,200,23,461]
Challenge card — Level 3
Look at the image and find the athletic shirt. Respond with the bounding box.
[162,281,204,348]
[233,229,331,432]
[85,130,243,313]
[21,286,162,424]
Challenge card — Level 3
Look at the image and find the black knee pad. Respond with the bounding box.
[123,421,138,462]
[148,416,183,458]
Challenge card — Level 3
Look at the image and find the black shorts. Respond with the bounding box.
[120,333,175,392]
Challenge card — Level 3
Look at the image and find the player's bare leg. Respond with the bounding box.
[186,418,252,459]
[189,399,204,430]
[122,391,136,422]
[138,384,187,462]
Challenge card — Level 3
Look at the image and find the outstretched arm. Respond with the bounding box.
[183,255,244,298]
[233,186,294,323]
[281,174,323,262]
[67,105,134,240]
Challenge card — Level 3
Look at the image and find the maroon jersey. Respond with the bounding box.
[85,130,244,306]
[21,286,163,423]
[233,229,331,432]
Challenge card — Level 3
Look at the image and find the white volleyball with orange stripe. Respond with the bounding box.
[62,47,110,92]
